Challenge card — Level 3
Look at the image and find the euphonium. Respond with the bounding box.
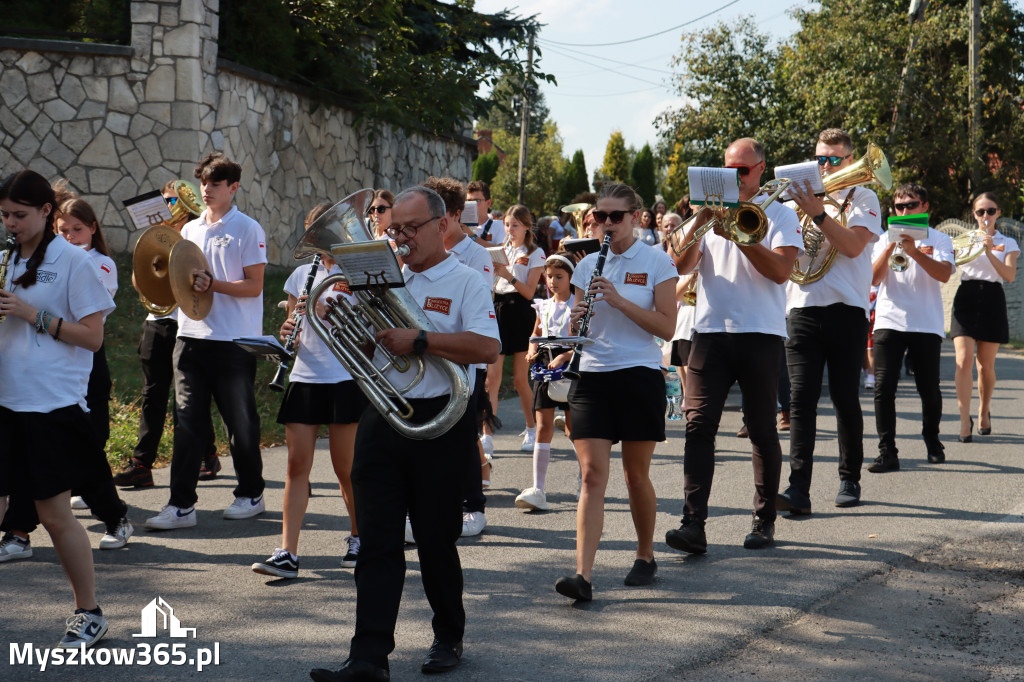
[790,143,893,285]
[936,219,986,266]
[665,178,792,256]
[292,189,470,440]
[560,202,592,239]
[0,233,15,323]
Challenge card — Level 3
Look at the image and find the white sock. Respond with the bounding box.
[526,427,536,437]
[533,443,551,490]
[866,373,875,383]
[480,434,492,448]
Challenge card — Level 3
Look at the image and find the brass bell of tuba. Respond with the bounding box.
[293,189,471,440]
[559,202,591,239]
[790,143,893,285]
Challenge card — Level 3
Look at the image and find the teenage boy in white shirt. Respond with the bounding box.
[146,152,268,530]
[665,138,803,552]
[466,180,505,246]
[868,183,954,471]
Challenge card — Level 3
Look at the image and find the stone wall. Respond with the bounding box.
[0,0,474,264]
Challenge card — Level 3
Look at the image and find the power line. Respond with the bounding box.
[541,0,740,48]
[546,85,664,98]
[537,41,677,75]
[540,44,665,87]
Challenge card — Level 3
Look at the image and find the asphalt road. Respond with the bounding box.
[2,341,1022,681]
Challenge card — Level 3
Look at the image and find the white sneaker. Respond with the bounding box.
[553,414,567,433]
[479,434,494,457]
[461,511,486,537]
[145,505,197,530]
[515,487,549,512]
[223,495,265,520]
[520,430,536,452]
[99,518,134,550]
[57,610,107,649]
[70,496,89,510]
[864,374,875,390]
[0,532,32,562]
[405,515,415,544]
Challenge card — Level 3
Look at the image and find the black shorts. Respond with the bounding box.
[494,292,536,355]
[471,368,489,431]
[276,380,369,425]
[532,379,571,410]
[567,367,666,443]
[951,280,1009,343]
[670,339,692,367]
[0,404,98,500]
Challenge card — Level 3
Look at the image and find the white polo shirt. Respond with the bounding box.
[532,295,575,337]
[569,239,677,372]
[494,243,545,295]
[673,300,695,342]
[178,206,267,341]
[786,186,883,315]
[959,231,1020,282]
[695,200,803,338]
[86,248,118,299]
[284,262,353,384]
[474,218,506,246]
[871,229,954,337]
[0,236,115,412]
[378,254,499,399]
[448,233,493,290]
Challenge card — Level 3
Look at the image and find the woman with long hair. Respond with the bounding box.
[367,189,394,240]
[0,170,115,647]
[950,192,1019,441]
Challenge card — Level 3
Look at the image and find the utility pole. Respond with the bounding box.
[888,0,928,143]
[968,0,981,192]
[517,31,535,205]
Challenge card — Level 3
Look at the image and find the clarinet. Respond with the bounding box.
[269,254,322,392]
[564,233,612,380]
[0,234,15,324]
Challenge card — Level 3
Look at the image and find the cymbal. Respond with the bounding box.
[133,226,181,307]
[168,240,213,320]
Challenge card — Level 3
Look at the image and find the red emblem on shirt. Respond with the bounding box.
[100,264,110,273]
[332,280,352,294]
[515,256,529,266]
[424,297,452,315]
[868,210,877,217]
[489,310,495,319]
[624,273,648,286]
[259,242,265,248]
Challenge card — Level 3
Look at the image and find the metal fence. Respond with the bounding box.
[0,0,131,45]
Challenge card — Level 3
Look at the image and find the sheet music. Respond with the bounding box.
[233,335,290,362]
[486,246,509,265]
[463,200,479,227]
[122,190,174,230]
[774,161,826,199]
[887,214,930,242]
[331,241,405,290]
[687,167,740,206]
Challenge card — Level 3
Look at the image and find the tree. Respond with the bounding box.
[472,151,500,185]
[560,150,590,206]
[596,131,630,190]
[476,71,552,140]
[490,121,568,216]
[631,144,657,207]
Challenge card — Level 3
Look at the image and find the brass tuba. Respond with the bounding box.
[559,202,591,239]
[790,143,893,285]
[293,189,471,440]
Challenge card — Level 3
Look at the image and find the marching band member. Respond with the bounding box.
[779,128,882,513]
[554,183,677,602]
[146,152,268,530]
[367,189,394,240]
[251,203,368,580]
[466,181,504,245]
[309,186,499,680]
[0,170,115,647]
[868,184,954,470]
[664,138,802,552]
[516,253,576,512]
[951,192,1019,441]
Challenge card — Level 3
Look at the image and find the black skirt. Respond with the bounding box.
[494,292,536,355]
[277,380,369,425]
[0,404,97,500]
[567,367,666,444]
[950,280,1009,343]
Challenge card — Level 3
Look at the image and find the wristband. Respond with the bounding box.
[508,276,517,286]
[53,317,63,341]
[812,212,827,226]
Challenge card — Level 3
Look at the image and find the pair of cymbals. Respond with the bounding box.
[133,226,213,320]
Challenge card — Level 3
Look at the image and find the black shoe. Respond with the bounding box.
[834,480,861,507]
[310,658,389,682]
[198,455,222,481]
[959,418,974,443]
[252,549,298,579]
[743,517,775,549]
[867,454,900,473]
[421,639,463,674]
[665,516,707,554]
[926,442,946,464]
[624,558,657,586]
[554,573,593,601]
[978,412,991,436]
[112,459,154,488]
[736,424,749,438]
[776,487,812,515]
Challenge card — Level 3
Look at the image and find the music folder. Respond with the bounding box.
[234,335,291,363]
[774,161,826,200]
[122,190,174,230]
[331,241,406,290]
[561,238,600,255]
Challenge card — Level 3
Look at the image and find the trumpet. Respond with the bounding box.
[682,273,698,306]
[666,178,791,256]
[889,243,909,272]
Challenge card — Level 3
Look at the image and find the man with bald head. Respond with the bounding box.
[664,138,803,551]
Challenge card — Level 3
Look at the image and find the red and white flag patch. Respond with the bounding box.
[488,310,495,319]
[100,264,110,273]
[624,272,648,286]
[424,297,452,315]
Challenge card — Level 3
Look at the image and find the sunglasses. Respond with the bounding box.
[593,210,632,224]
[164,197,177,206]
[368,205,391,214]
[974,207,999,216]
[725,162,763,177]
[893,200,921,211]
[815,154,852,167]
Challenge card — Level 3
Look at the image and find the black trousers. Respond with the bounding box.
[684,332,783,522]
[785,304,869,492]
[349,397,474,666]
[873,329,943,456]
[133,319,215,468]
[170,338,262,508]
[463,368,487,514]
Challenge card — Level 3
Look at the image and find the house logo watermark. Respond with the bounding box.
[134,597,197,638]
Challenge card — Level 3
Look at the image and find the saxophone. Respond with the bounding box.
[0,233,15,323]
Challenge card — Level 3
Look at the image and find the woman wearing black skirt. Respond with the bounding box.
[950,192,1020,442]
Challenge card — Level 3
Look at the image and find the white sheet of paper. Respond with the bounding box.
[687,167,740,206]
[888,224,929,242]
[463,200,479,226]
[331,241,405,289]
[486,246,509,265]
[775,161,826,199]
[122,190,174,230]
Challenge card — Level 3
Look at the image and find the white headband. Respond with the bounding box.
[546,254,575,272]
